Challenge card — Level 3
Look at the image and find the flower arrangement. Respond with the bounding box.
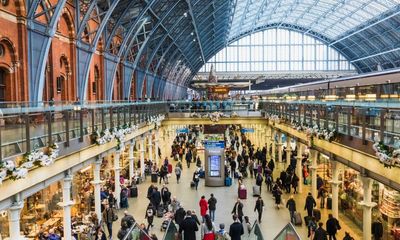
[190,112,201,118]
[0,143,60,184]
[266,114,280,124]
[231,112,239,118]
[93,124,138,150]
[290,120,336,142]
[210,112,224,122]
[372,142,400,168]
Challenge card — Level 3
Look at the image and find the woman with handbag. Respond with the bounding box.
[201,214,216,240]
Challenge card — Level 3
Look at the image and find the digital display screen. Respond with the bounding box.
[208,155,221,177]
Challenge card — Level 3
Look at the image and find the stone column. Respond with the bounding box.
[359,176,377,240]
[296,140,303,193]
[148,131,153,163]
[329,160,341,219]
[285,136,292,167]
[59,173,74,240]
[91,156,103,221]
[114,151,121,206]
[309,149,318,199]
[271,129,276,161]
[155,129,160,165]
[8,199,24,240]
[277,132,283,163]
[265,127,271,160]
[128,140,135,181]
[140,135,145,177]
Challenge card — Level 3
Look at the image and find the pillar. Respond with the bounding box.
[329,160,341,219]
[91,157,103,221]
[155,129,160,165]
[285,136,292,167]
[265,127,271,160]
[271,129,276,161]
[59,173,74,240]
[359,176,377,240]
[148,131,153,163]
[309,149,318,199]
[140,135,145,177]
[114,151,121,206]
[8,200,24,240]
[128,140,135,181]
[295,140,303,193]
[277,132,283,163]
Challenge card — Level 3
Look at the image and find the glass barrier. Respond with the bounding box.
[162,219,178,240]
[122,222,154,240]
[246,221,264,240]
[273,222,301,240]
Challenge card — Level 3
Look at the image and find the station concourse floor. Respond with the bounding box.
[113,161,362,240]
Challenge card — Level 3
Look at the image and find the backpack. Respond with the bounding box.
[216,230,229,240]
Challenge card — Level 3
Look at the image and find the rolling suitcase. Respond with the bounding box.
[190,181,196,188]
[151,173,158,183]
[129,186,138,198]
[225,177,232,186]
[157,206,164,218]
[313,209,321,222]
[168,164,172,174]
[199,170,205,178]
[253,185,261,196]
[294,212,302,226]
[239,188,247,199]
[327,197,332,209]
[304,216,312,226]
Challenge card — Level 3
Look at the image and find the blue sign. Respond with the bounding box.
[241,128,255,133]
[176,128,189,133]
[204,141,225,149]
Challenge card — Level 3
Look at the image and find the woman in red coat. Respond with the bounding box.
[199,195,208,223]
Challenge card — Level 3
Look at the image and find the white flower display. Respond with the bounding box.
[372,142,400,168]
[4,160,15,171]
[12,167,28,179]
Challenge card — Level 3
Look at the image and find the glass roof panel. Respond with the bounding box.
[228,0,400,40]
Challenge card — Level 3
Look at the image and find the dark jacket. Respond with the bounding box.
[150,190,161,206]
[254,199,264,212]
[179,216,199,240]
[175,208,186,225]
[313,227,328,240]
[102,208,115,224]
[372,221,383,237]
[208,197,217,210]
[229,222,244,240]
[286,198,296,212]
[326,218,340,235]
[231,202,244,217]
[304,195,317,210]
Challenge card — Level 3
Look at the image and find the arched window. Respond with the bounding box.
[0,68,6,101]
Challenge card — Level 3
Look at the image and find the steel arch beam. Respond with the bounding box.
[75,0,121,102]
[27,0,67,103]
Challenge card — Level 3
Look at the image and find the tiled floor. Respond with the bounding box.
[112,161,362,239]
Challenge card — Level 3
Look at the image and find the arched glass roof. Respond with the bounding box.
[229,0,400,40]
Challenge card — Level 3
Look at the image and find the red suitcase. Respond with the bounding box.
[239,188,247,199]
[168,164,172,174]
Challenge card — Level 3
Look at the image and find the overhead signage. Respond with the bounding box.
[176,128,189,133]
[241,128,255,133]
[204,141,225,149]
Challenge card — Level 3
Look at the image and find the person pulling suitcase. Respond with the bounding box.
[286,195,296,224]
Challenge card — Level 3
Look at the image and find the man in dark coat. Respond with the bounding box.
[304,192,317,217]
[254,196,264,223]
[286,195,296,224]
[231,199,244,223]
[150,187,161,209]
[372,218,384,240]
[326,214,340,240]
[268,159,275,173]
[229,214,244,240]
[179,210,199,240]
[208,193,217,222]
[314,222,328,240]
[174,206,186,225]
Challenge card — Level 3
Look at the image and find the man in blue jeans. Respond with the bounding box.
[208,193,217,221]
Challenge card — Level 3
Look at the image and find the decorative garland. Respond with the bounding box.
[0,143,60,184]
[92,124,139,150]
[190,112,233,122]
[265,114,280,124]
[290,120,336,142]
[372,142,400,168]
[148,114,165,127]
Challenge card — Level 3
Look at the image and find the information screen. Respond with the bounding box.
[208,155,221,177]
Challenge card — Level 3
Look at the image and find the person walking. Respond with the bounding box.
[199,196,209,223]
[255,172,263,191]
[318,186,327,209]
[229,214,244,240]
[161,185,171,209]
[304,192,317,217]
[175,164,182,183]
[150,187,162,210]
[372,218,384,240]
[292,173,299,194]
[186,149,192,168]
[313,222,328,240]
[215,224,229,240]
[286,195,296,224]
[193,169,200,190]
[94,226,107,240]
[254,196,264,223]
[326,214,341,240]
[102,204,116,239]
[231,199,244,223]
[208,193,217,222]
[201,214,216,240]
[145,203,156,231]
[307,216,317,239]
[179,210,199,240]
